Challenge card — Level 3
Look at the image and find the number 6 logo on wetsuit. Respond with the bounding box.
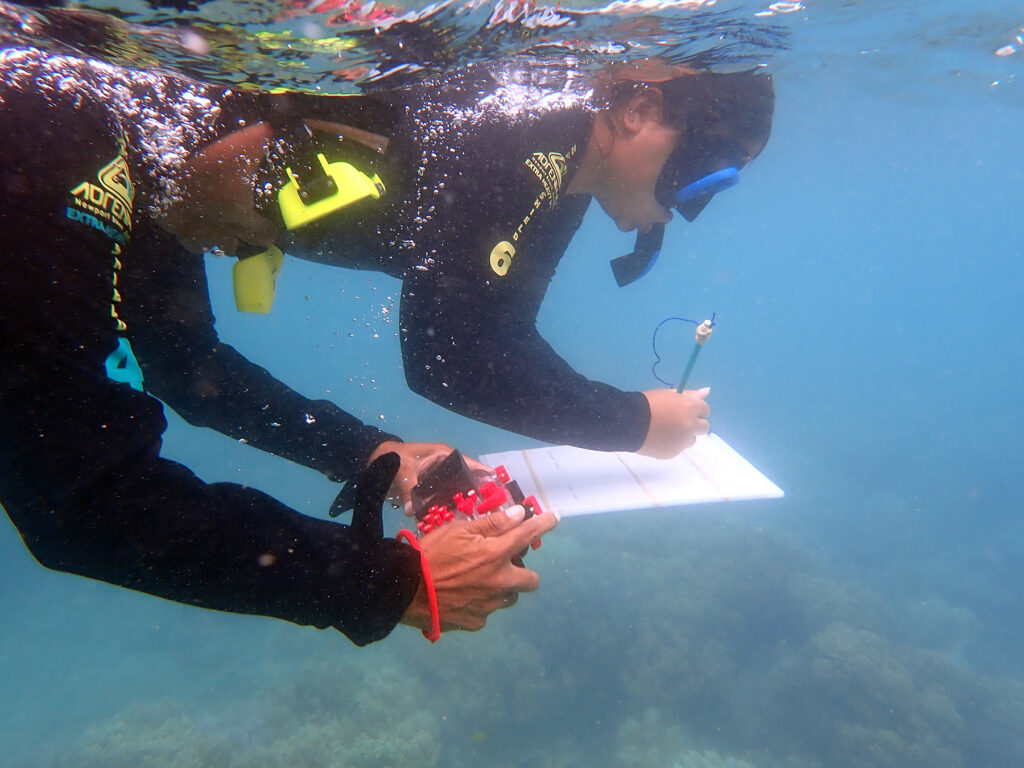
[489,240,516,276]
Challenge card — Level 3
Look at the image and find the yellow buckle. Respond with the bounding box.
[278,153,385,230]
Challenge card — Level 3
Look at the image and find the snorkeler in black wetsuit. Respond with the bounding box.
[158,62,774,457]
[326,70,773,454]
[289,95,623,447]
[0,48,554,644]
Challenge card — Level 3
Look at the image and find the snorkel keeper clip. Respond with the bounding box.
[277,151,385,230]
[233,125,386,313]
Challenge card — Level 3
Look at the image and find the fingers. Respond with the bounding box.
[501,564,541,594]
[442,615,486,632]
[465,503,529,538]
[371,442,497,516]
[459,506,556,591]
[682,388,711,420]
[497,509,558,560]
[443,589,518,632]
[686,389,711,437]
[414,505,553,634]
[639,387,713,458]
[468,505,557,574]
[449,591,521,631]
[463,455,494,475]
[410,444,493,482]
[480,591,521,619]
[683,395,710,439]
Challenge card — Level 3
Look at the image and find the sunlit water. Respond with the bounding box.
[1,1,1023,766]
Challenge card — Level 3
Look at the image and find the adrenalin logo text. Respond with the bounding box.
[66,144,135,243]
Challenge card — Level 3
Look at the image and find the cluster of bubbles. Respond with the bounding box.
[0,45,221,215]
[0,0,790,95]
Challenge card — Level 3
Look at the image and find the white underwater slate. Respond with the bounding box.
[481,433,783,518]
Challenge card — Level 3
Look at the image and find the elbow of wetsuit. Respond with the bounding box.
[8,502,107,583]
[401,347,481,418]
[402,350,444,404]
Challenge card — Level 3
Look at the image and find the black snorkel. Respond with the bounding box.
[609,166,741,287]
[610,222,666,287]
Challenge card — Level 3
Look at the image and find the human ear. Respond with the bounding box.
[620,89,666,134]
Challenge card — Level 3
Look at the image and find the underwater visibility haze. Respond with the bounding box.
[1,0,1023,766]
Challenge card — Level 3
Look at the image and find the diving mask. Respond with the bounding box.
[610,135,751,287]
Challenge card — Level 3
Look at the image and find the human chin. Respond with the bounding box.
[594,198,636,231]
[612,216,637,232]
[617,209,670,234]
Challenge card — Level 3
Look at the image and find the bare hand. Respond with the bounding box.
[157,123,280,255]
[637,386,710,459]
[401,504,558,633]
[368,440,490,516]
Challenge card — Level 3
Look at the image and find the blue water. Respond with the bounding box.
[2,1,1024,766]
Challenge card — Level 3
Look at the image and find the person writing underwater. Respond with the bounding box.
[158,62,774,460]
[0,47,555,644]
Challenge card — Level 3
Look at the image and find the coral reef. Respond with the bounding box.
[40,700,237,768]
[531,518,1024,768]
[754,622,967,768]
[37,655,441,768]
[25,516,1024,768]
[616,708,762,768]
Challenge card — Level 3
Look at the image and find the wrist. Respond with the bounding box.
[396,529,440,642]
[399,581,430,630]
[368,439,404,466]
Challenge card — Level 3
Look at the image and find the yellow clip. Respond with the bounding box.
[278,154,385,230]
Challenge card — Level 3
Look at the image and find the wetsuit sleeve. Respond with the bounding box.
[0,77,419,645]
[120,224,399,483]
[400,257,651,451]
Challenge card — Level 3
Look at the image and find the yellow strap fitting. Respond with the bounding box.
[278,153,385,230]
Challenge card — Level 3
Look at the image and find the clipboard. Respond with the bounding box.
[481,433,783,518]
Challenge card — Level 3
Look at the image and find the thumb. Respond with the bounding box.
[688,386,711,400]
[464,504,527,538]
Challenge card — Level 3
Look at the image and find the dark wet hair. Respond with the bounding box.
[597,68,775,156]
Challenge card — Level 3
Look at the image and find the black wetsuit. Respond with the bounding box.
[289,72,653,451]
[0,49,420,645]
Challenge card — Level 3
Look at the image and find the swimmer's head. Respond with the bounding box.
[596,65,774,222]
[587,65,774,285]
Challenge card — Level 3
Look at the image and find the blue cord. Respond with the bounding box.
[650,314,716,387]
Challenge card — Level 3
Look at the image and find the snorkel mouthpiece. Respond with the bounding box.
[610,223,665,287]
